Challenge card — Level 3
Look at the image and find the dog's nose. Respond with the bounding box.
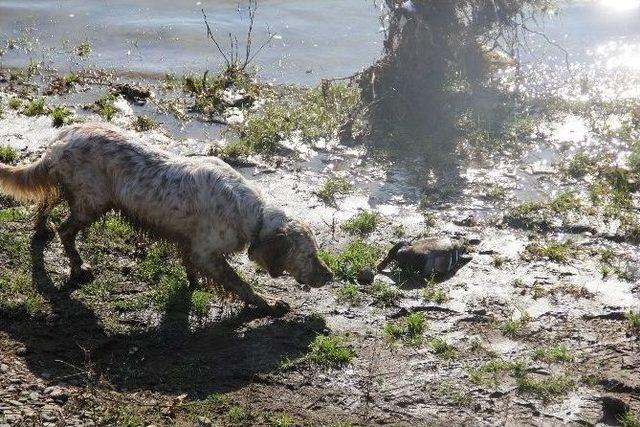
[316,268,333,287]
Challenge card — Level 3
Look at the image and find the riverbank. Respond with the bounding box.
[0,57,639,425]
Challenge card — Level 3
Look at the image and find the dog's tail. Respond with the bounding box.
[0,157,57,203]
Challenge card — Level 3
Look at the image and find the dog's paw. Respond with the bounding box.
[70,265,94,285]
[33,225,56,242]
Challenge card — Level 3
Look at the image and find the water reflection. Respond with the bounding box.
[599,0,640,12]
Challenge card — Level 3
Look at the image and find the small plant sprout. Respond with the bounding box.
[76,40,92,57]
[317,176,353,204]
[626,311,640,332]
[190,290,212,317]
[341,211,380,235]
[318,239,380,282]
[132,115,159,132]
[527,240,575,263]
[383,312,427,345]
[337,283,361,306]
[618,410,640,427]
[467,357,526,386]
[370,280,401,307]
[500,312,530,338]
[0,145,18,164]
[383,322,403,342]
[492,255,506,268]
[422,284,449,304]
[405,312,426,345]
[307,334,355,368]
[8,97,22,109]
[94,94,117,121]
[533,345,573,363]
[269,413,294,427]
[51,106,73,127]
[24,98,47,116]
[430,338,458,359]
[516,375,575,403]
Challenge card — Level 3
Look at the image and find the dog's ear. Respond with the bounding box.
[249,229,291,277]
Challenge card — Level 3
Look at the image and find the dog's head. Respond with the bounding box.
[249,219,333,287]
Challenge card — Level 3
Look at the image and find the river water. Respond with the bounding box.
[0,0,383,85]
[1,1,638,87]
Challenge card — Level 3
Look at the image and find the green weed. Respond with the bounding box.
[370,280,401,307]
[7,97,21,110]
[430,338,458,359]
[24,98,47,116]
[307,334,355,368]
[318,239,381,282]
[385,312,427,345]
[269,413,294,427]
[626,311,640,332]
[316,177,353,204]
[190,290,212,317]
[94,94,117,121]
[516,375,575,402]
[132,115,159,132]
[618,410,640,427]
[336,283,361,305]
[51,105,73,127]
[467,358,526,387]
[76,40,92,57]
[533,345,573,363]
[0,145,18,164]
[527,240,575,263]
[341,211,379,235]
[238,83,359,152]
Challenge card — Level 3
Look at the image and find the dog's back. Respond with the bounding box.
[44,124,264,252]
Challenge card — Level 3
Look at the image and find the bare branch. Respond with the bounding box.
[201,9,231,68]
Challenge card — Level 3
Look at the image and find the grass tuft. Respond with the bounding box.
[384,312,426,346]
[51,105,73,127]
[24,98,47,116]
[626,311,640,332]
[0,145,18,164]
[132,115,159,132]
[94,94,117,121]
[190,290,212,317]
[307,334,355,368]
[341,211,380,235]
[533,345,573,363]
[516,375,575,402]
[430,338,458,359]
[319,239,381,282]
[618,410,640,427]
[336,283,361,306]
[467,358,526,387]
[317,177,353,204]
[370,280,401,307]
[527,240,575,263]
[238,82,360,152]
[268,413,294,427]
[7,97,22,110]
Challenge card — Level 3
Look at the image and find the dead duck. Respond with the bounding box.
[377,237,469,276]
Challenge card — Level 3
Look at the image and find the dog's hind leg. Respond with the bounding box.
[33,198,58,241]
[58,204,107,284]
[181,253,200,289]
[191,253,289,317]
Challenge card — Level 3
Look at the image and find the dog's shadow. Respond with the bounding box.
[0,236,324,398]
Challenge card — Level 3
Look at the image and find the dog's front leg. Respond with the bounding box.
[192,254,289,316]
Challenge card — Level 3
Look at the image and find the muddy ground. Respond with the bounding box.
[0,63,639,427]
